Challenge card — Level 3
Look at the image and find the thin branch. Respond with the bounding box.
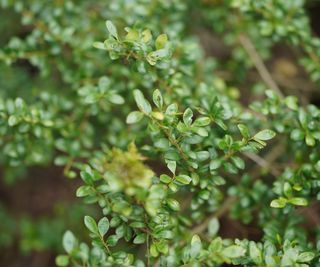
[239,34,284,98]
[243,151,281,177]
[191,196,237,235]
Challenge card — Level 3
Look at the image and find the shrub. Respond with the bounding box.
[1,0,320,266]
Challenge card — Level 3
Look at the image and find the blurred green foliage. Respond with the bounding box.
[1,0,320,266]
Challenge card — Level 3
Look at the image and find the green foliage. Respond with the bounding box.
[1,0,320,266]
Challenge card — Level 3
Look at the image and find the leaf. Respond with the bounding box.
[55,255,69,267]
[175,174,192,185]
[209,237,222,253]
[160,174,172,184]
[305,133,315,146]
[125,28,139,41]
[76,185,93,197]
[231,156,245,170]
[150,244,159,257]
[196,151,210,161]
[151,111,164,120]
[166,103,178,115]
[107,235,119,246]
[133,89,152,114]
[129,222,146,228]
[84,216,98,234]
[155,34,168,50]
[297,252,315,262]
[193,117,211,127]
[253,129,276,141]
[167,198,180,211]
[63,231,76,254]
[142,29,152,43]
[237,124,250,139]
[98,217,109,237]
[208,218,220,237]
[153,89,163,109]
[289,197,308,206]
[210,159,221,170]
[284,96,298,110]
[190,235,202,258]
[249,241,262,264]
[126,111,144,124]
[183,108,193,126]
[133,233,146,244]
[222,245,246,258]
[93,42,107,50]
[106,20,118,39]
[109,94,124,105]
[167,160,176,174]
[270,197,287,208]
[8,115,19,126]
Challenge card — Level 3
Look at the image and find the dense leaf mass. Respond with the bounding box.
[1,0,320,266]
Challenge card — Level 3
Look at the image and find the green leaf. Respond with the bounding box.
[305,133,315,146]
[160,174,172,184]
[190,235,202,258]
[209,237,222,253]
[196,151,210,161]
[175,174,192,185]
[63,231,76,254]
[270,197,287,208]
[129,222,146,228]
[284,96,298,110]
[142,29,152,43]
[208,218,220,237]
[176,174,192,185]
[8,115,19,126]
[98,217,109,237]
[133,89,152,114]
[126,111,144,124]
[193,117,211,127]
[249,241,262,264]
[133,233,146,244]
[125,28,139,41]
[109,94,124,105]
[231,156,245,170]
[153,89,163,109]
[76,185,93,197]
[210,159,221,170]
[289,197,308,206]
[183,108,193,126]
[253,129,276,141]
[222,245,246,258]
[237,124,250,139]
[155,34,168,50]
[167,160,176,174]
[297,252,315,262]
[55,255,69,267]
[150,244,159,257]
[290,129,305,140]
[84,216,98,234]
[106,20,118,39]
[107,235,119,246]
[93,42,107,50]
[167,198,180,211]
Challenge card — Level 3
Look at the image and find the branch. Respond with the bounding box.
[239,34,284,98]
[191,196,237,235]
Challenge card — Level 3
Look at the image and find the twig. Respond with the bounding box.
[239,34,284,98]
[191,196,237,235]
[248,143,285,180]
[243,151,281,177]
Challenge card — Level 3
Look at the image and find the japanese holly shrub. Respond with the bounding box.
[1,0,320,266]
